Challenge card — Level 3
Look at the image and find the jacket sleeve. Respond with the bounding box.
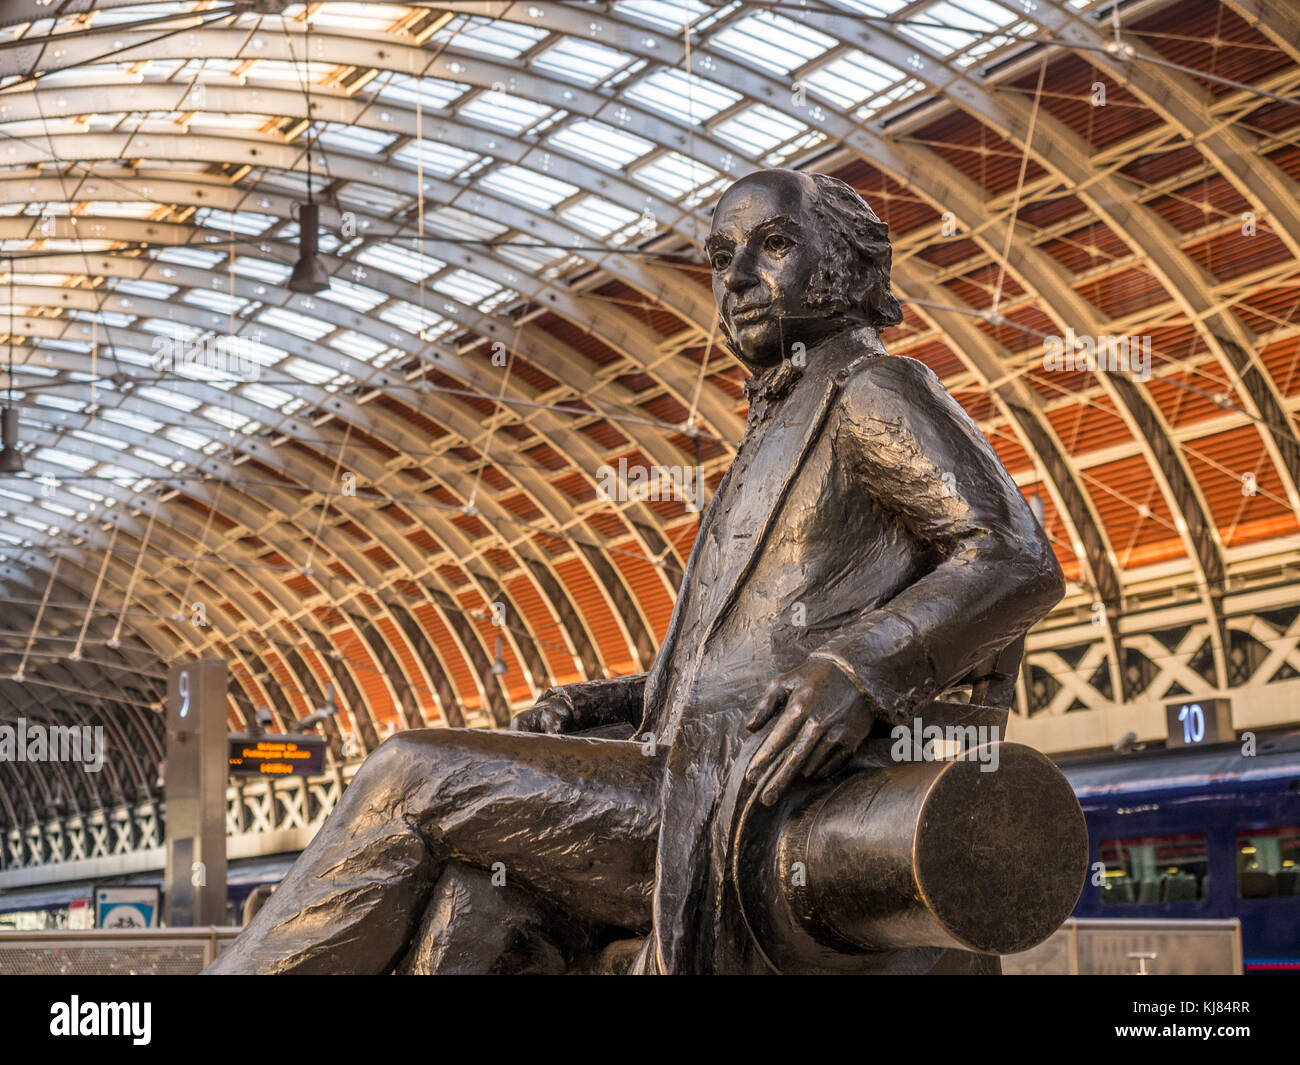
[807,355,1065,724]
[536,673,647,731]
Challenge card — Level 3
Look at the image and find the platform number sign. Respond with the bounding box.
[178,669,190,718]
[1164,697,1232,748]
[1178,702,1205,744]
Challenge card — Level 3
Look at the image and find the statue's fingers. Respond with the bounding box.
[760,720,822,806]
[746,700,808,781]
[802,735,841,777]
[746,676,791,731]
[807,744,853,780]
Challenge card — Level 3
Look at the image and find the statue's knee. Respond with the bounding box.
[349,730,434,799]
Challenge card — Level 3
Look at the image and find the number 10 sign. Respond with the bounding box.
[1164,697,1233,748]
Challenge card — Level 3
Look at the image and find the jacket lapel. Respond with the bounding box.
[698,372,840,644]
[641,462,736,725]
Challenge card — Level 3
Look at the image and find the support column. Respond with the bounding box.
[163,657,228,927]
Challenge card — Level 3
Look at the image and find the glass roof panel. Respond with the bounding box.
[315,124,400,154]
[479,164,578,211]
[804,50,905,108]
[102,408,165,434]
[355,242,445,283]
[231,256,292,284]
[423,206,509,241]
[374,73,471,110]
[377,300,446,336]
[623,67,742,123]
[319,278,387,312]
[392,139,481,179]
[137,385,202,412]
[258,305,335,341]
[709,11,838,75]
[615,0,714,31]
[899,0,1019,57]
[713,104,809,156]
[459,91,554,135]
[329,330,388,360]
[631,150,724,202]
[561,196,642,239]
[34,448,97,472]
[532,37,633,87]
[282,357,340,384]
[430,269,502,308]
[338,183,412,215]
[547,119,655,169]
[439,16,549,60]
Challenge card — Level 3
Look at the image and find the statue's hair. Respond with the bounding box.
[804,172,903,328]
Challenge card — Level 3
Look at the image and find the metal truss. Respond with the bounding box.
[1,0,1298,838]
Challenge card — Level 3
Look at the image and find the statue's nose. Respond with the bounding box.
[723,251,759,294]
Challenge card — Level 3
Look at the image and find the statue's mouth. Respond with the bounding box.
[731,303,771,326]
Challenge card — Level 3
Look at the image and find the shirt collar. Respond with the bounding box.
[741,324,885,410]
[742,357,803,407]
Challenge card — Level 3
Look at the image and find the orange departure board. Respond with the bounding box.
[228,734,326,776]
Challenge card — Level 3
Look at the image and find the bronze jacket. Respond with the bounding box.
[553,324,1064,971]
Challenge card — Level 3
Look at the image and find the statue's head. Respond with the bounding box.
[707,169,902,369]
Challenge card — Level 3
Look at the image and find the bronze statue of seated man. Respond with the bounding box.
[206,168,1072,976]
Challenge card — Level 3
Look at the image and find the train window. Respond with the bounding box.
[1237,827,1300,899]
[1098,834,1208,905]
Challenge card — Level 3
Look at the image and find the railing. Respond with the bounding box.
[0,927,242,975]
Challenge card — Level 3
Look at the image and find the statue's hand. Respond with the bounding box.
[509,693,577,735]
[744,658,874,806]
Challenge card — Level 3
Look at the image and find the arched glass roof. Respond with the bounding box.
[0,0,1298,821]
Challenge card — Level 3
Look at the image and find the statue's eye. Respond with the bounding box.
[711,252,732,271]
[764,234,791,253]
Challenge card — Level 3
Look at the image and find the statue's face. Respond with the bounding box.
[708,172,837,368]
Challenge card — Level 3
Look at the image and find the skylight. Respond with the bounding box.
[430,269,502,308]
[479,165,578,211]
[443,16,548,60]
[231,256,292,284]
[319,278,386,312]
[138,386,202,412]
[898,0,1021,61]
[615,0,713,31]
[459,91,553,135]
[548,120,655,170]
[710,11,838,75]
[713,104,810,157]
[804,51,905,109]
[561,196,642,239]
[356,242,445,284]
[34,448,97,472]
[624,68,742,124]
[102,408,164,433]
[315,124,399,154]
[375,73,471,111]
[392,140,480,179]
[533,37,632,87]
[195,208,278,236]
[258,306,335,341]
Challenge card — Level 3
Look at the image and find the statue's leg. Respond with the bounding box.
[206,730,663,974]
[393,862,595,975]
